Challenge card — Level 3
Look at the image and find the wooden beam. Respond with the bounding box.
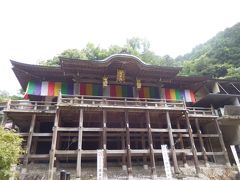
[121,122,127,168]
[48,109,60,180]
[231,83,240,93]
[145,110,157,178]
[194,118,209,166]
[185,112,200,175]
[217,82,228,94]
[76,108,83,179]
[213,118,231,167]
[141,128,147,167]
[31,121,40,161]
[58,127,79,131]
[129,128,148,132]
[83,127,103,131]
[166,111,180,174]
[23,113,36,167]
[103,110,108,179]
[176,118,187,166]
[125,110,133,178]
[32,133,53,136]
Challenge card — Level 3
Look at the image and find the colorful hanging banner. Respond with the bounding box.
[74,83,103,96]
[138,86,160,99]
[25,81,196,103]
[25,81,73,97]
[184,89,196,103]
[108,85,133,97]
[162,88,195,102]
[164,88,183,100]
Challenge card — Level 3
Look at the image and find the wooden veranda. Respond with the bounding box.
[3,94,230,179]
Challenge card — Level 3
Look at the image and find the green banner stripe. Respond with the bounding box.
[149,87,156,98]
[175,89,181,100]
[27,81,35,94]
[122,86,128,97]
[93,84,99,96]
[61,82,68,94]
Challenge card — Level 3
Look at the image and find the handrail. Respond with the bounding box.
[0,102,7,106]
[61,94,184,103]
[4,96,218,115]
[187,107,215,116]
[5,100,57,112]
[60,95,185,110]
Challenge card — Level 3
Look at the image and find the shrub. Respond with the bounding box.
[0,127,23,179]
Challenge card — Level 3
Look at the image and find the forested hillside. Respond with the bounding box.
[178,22,240,79]
[41,23,240,80]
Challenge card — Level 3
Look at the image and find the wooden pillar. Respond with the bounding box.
[158,114,164,146]
[213,118,231,167]
[0,113,7,126]
[185,112,200,175]
[23,114,36,168]
[141,132,148,167]
[146,111,157,178]
[166,111,180,174]
[176,118,187,166]
[48,109,60,180]
[31,121,40,155]
[76,108,84,179]
[125,110,133,179]
[102,110,108,178]
[195,118,209,166]
[121,122,127,169]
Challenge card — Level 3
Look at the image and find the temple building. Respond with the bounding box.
[3,54,240,179]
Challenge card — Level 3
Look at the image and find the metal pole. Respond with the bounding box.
[66,172,70,180]
[60,170,66,180]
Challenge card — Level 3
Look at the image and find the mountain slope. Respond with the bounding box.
[178,22,240,79]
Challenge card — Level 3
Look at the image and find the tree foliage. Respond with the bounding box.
[0,127,23,179]
[40,23,240,80]
[40,37,178,67]
[0,90,22,103]
[179,22,240,79]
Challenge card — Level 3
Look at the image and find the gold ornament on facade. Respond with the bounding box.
[103,76,108,87]
[136,79,141,89]
[116,69,125,83]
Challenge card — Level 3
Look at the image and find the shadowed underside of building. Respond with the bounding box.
[4,54,240,179]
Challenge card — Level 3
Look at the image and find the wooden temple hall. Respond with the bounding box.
[6,53,240,179]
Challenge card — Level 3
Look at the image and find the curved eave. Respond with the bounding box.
[10,60,61,72]
[10,60,63,90]
[60,54,182,78]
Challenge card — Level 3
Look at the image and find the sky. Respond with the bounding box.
[0,0,240,95]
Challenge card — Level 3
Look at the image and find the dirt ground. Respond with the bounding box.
[15,162,238,180]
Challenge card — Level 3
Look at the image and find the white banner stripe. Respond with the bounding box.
[185,90,192,102]
[41,81,48,96]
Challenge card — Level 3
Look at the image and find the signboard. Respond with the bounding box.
[97,149,104,180]
[161,145,172,180]
[230,145,240,173]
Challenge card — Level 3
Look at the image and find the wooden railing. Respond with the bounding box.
[59,95,186,110]
[223,105,240,116]
[4,96,219,116]
[0,102,7,107]
[5,100,56,112]
[187,107,216,117]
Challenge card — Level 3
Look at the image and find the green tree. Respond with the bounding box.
[39,22,240,80]
[39,37,177,67]
[179,22,240,79]
[0,90,22,103]
[0,127,23,179]
[0,90,9,102]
